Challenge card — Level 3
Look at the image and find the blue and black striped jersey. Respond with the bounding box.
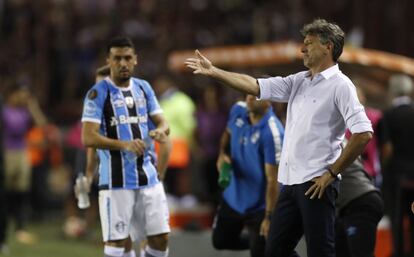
[81,77,162,189]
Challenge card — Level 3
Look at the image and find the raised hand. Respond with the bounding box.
[185,50,214,75]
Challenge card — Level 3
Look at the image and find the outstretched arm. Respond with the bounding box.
[185,50,259,96]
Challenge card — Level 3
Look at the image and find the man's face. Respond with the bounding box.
[246,94,268,113]
[107,47,137,82]
[301,35,330,69]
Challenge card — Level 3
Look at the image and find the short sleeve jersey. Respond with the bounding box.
[81,77,162,189]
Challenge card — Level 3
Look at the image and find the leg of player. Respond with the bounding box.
[123,237,136,257]
[104,238,128,257]
[145,233,169,257]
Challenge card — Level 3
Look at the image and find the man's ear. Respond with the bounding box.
[134,54,138,65]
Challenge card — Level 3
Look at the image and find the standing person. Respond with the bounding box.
[186,18,373,257]
[0,95,8,253]
[212,95,284,257]
[81,37,170,257]
[2,86,47,244]
[380,74,414,257]
[153,76,196,198]
[335,140,384,257]
[195,85,227,205]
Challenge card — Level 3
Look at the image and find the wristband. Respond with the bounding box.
[327,167,338,178]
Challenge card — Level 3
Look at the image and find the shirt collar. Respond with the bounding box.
[305,64,340,80]
[320,64,340,80]
[105,77,133,91]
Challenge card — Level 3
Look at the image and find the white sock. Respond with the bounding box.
[140,249,145,257]
[123,250,136,257]
[145,246,168,257]
[104,245,125,257]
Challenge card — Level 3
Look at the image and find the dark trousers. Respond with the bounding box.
[336,191,384,257]
[265,181,338,257]
[212,200,266,257]
[392,185,414,257]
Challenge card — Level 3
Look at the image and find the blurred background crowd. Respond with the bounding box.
[1,0,414,257]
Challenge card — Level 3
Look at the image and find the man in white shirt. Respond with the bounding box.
[186,19,373,257]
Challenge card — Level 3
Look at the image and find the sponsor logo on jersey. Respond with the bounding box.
[84,100,97,116]
[113,99,125,108]
[251,131,260,144]
[110,115,148,126]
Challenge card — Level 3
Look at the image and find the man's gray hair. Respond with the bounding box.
[389,74,413,96]
[301,19,345,62]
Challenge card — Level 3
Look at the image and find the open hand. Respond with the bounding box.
[185,50,214,75]
[304,171,335,199]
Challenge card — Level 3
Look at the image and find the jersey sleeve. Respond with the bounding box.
[142,81,163,116]
[81,85,106,124]
[227,101,246,130]
[262,116,283,165]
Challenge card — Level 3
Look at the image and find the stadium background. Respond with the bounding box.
[0,0,413,256]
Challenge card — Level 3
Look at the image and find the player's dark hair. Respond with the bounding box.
[106,37,135,53]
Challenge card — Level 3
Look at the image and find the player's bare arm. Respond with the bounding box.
[216,129,232,172]
[260,164,279,238]
[82,121,146,156]
[185,50,260,96]
[149,113,170,143]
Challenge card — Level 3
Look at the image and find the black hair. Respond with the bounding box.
[106,37,135,53]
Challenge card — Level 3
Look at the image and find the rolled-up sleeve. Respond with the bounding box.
[335,83,373,134]
[257,75,293,102]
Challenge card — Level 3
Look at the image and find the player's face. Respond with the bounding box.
[246,94,268,113]
[301,35,330,69]
[107,47,137,82]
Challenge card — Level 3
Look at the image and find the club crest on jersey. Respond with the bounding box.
[125,96,134,108]
[251,131,260,144]
[115,221,127,233]
[113,99,124,108]
[235,118,244,127]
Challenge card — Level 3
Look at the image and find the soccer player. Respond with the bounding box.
[81,37,170,257]
[213,95,284,257]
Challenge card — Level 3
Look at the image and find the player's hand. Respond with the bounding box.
[216,153,231,172]
[124,139,146,156]
[149,129,168,143]
[74,176,92,199]
[305,171,335,199]
[185,50,214,75]
[260,218,271,239]
[411,201,414,214]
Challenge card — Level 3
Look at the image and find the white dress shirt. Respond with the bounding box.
[258,64,373,185]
